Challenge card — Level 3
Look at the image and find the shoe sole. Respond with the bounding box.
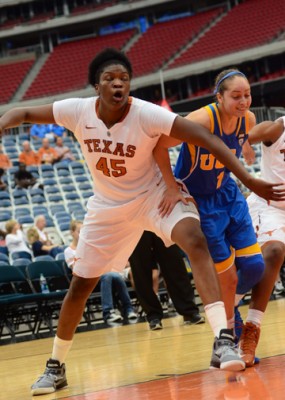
[31,380,68,395]
[220,360,246,371]
[184,318,205,325]
[150,325,163,331]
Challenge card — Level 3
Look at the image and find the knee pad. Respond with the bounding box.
[236,253,265,295]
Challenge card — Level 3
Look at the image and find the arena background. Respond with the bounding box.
[0,0,285,341]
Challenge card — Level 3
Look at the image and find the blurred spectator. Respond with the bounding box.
[49,124,67,138]
[64,220,137,323]
[64,220,82,270]
[54,137,75,164]
[27,227,64,258]
[34,215,52,244]
[0,168,7,191]
[30,124,50,140]
[37,138,58,164]
[19,141,40,166]
[5,219,33,257]
[0,144,12,170]
[14,163,43,189]
[100,272,138,323]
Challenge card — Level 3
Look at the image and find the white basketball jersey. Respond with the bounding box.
[53,96,176,204]
[260,116,285,209]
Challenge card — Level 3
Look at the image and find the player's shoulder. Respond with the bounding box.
[131,96,164,111]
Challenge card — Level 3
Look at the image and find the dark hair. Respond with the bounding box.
[214,68,248,98]
[88,48,133,86]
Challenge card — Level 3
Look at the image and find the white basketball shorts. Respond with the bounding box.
[247,193,285,247]
[73,179,199,278]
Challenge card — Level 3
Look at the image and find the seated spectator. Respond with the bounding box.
[64,220,82,270]
[30,124,51,140]
[54,137,75,164]
[5,219,33,258]
[14,163,43,189]
[100,272,138,323]
[27,227,64,258]
[19,141,40,166]
[0,144,12,170]
[0,168,7,191]
[64,220,137,323]
[34,215,52,244]
[37,138,58,164]
[49,124,67,139]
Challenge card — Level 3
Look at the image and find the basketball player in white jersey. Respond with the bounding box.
[240,117,285,366]
[0,48,284,395]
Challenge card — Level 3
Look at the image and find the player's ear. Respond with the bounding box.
[95,84,99,95]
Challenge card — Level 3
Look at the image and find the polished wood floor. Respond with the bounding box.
[1,298,285,400]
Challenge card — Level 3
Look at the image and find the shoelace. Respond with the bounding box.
[241,325,259,353]
[217,339,237,355]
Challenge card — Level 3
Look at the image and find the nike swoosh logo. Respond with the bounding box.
[85,125,97,129]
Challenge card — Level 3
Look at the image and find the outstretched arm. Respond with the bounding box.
[0,105,55,132]
[169,115,285,201]
[248,119,284,145]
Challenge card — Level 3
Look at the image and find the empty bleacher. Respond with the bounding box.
[126,8,222,77]
[168,0,285,69]
[23,29,137,100]
[0,59,34,104]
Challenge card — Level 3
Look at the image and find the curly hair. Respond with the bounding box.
[88,47,133,86]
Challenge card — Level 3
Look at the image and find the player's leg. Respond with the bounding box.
[171,216,244,371]
[31,200,144,395]
[240,199,285,366]
[147,180,245,371]
[153,236,203,324]
[235,195,284,367]
[31,275,99,395]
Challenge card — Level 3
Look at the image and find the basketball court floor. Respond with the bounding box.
[1,298,285,400]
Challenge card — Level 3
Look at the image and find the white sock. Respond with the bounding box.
[246,309,264,327]
[51,336,73,365]
[204,301,227,338]
[234,294,244,307]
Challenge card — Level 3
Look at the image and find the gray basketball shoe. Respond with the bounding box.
[210,329,246,371]
[31,358,67,395]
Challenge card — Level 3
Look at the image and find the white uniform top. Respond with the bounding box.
[64,246,75,269]
[53,96,177,205]
[5,229,32,256]
[259,116,285,210]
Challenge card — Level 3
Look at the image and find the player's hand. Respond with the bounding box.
[158,186,188,218]
[249,179,285,201]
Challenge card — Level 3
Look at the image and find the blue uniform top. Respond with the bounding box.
[174,103,250,195]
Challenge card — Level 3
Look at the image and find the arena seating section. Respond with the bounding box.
[126,8,222,77]
[169,0,285,69]
[0,0,283,103]
[0,59,34,104]
[0,0,283,342]
[23,29,137,100]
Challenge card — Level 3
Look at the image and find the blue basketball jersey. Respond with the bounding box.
[175,103,250,195]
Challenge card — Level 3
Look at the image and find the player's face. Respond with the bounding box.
[96,64,131,110]
[218,77,252,117]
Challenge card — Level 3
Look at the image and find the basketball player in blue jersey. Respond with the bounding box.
[154,69,272,367]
